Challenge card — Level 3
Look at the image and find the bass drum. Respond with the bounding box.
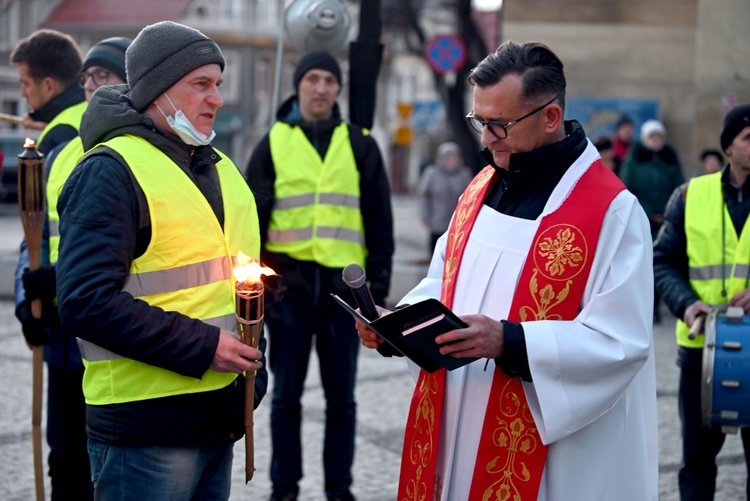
[701,309,750,433]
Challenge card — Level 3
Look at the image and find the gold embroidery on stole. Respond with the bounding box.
[403,167,495,501]
[477,224,590,501]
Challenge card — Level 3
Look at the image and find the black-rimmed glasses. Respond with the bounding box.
[466,95,558,139]
[78,69,112,87]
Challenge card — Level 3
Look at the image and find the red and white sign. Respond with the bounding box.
[424,35,467,75]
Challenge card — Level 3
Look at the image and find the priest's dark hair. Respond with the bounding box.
[468,40,566,112]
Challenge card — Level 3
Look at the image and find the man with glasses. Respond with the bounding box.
[13,35,129,501]
[356,41,657,500]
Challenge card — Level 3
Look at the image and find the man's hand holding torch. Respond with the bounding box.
[231,251,275,483]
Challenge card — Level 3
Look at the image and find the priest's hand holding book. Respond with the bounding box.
[353,306,392,350]
[432,314,505,360]
[354,310,506,360]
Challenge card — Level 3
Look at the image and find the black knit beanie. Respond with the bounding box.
[126,21,225,111]
[720,104,750,151]
[293,50,341,92]
[82,37,131,82]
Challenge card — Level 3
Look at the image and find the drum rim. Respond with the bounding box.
[700,312,718,428]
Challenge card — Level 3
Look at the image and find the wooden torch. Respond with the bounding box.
[232,251,275,483]
[17,138,46,501]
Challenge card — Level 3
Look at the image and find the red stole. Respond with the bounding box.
[397,160,624,500]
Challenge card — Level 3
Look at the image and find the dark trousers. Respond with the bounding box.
[429,232,442,257]
[266,294,359,498]
[678,364,750,500]
[47,365,93,501]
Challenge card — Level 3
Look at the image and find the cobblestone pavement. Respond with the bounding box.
[0,196,747,500]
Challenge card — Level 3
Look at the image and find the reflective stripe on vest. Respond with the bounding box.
[37,101,87,147]
[677,172,750,347]
[78,134,260,405]
[267,122,367,268]
[78,313,237,362]
[122,255,232,297]
[47,137,84,263]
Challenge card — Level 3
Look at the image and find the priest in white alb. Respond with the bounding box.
[355,41,658,501]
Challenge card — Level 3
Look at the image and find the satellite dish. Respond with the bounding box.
[284,0,351,53]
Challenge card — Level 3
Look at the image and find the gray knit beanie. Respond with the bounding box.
[126,21,225,111]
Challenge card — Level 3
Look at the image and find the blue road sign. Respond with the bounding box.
[424,35,467,75]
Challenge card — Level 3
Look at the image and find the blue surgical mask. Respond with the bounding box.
[157,93,216,146]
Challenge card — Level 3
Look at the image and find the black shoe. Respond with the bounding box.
[328,491,355,501]
[269,494,296,501]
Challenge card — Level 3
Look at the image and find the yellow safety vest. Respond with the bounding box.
[677,172,750,347]
[77,135,260,405]
[267,122,367,268]
[47,137,84,263]
[37,101,87,148]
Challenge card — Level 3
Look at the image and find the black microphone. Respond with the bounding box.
[342,263,380,321]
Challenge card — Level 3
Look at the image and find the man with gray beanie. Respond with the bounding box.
[55,21,267,499]
[246,50,393,501]
[655,102,750,499]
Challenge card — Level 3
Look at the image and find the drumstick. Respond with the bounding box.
[688,314,706,340]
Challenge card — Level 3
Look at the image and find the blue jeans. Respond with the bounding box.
[88,439,233,500]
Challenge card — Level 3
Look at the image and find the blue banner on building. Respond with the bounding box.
[565,97,660,141]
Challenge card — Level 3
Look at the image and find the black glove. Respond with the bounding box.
[15,300,52,346]
[21,265,57,302]
[261,274,286,306]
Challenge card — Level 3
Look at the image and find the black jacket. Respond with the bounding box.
[245,95,394,306]
[32,83,85,155]
[654,166,750,323]
[56,84,267,446]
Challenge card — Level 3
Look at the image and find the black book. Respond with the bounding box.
[331,294,477,373]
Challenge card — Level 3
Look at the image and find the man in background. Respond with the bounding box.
[697,148,724,176]
[417,141,473,254]
[620,119,684,323]
[655,103,750,500]
[612,113,634,173]
[12,29,97,501]
[245,50,393,501]
[10,29,86,153]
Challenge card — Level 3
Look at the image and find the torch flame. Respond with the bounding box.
[24,138,36,148]
[233,250,275,285]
